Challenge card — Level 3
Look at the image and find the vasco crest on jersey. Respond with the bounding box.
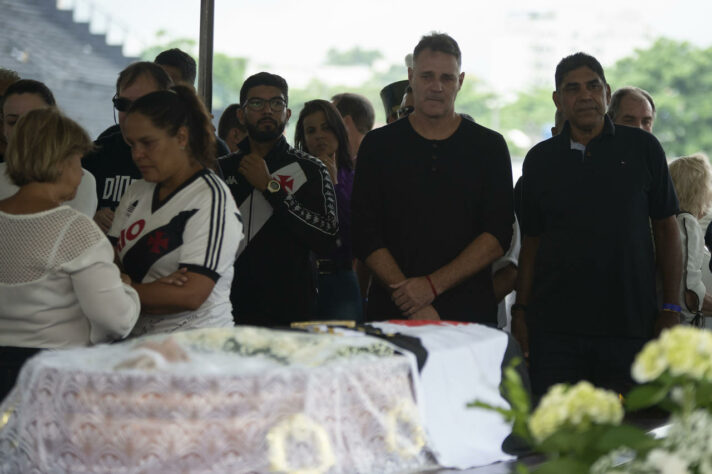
[119,209,199,282]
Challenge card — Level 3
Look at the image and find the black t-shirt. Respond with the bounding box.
[352,117,514,323]
[520,117,679,338]
[82,130,141,211]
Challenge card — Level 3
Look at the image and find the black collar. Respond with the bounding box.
[151,168,210,213]
[559,114,616,147]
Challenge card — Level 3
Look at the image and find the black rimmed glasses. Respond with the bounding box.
[112,95,132,112]
[244,97,287,112]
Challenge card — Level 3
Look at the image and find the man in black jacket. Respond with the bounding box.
[219,72,338,326]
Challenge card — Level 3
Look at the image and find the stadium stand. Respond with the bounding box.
[0,0,137,138]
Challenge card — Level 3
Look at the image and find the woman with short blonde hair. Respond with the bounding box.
[669,153,712,325]
[669,153,712,219]
[5,104,90,185]
[0,108,140,349]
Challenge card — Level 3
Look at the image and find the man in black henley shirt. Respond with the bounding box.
[352,33,514,323]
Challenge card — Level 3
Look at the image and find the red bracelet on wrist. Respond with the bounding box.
[425,275,438,298]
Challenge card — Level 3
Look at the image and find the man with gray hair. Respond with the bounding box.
[607,86,656,133]
[352,32,514,323]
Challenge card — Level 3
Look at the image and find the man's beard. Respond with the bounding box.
[246,118,286,143]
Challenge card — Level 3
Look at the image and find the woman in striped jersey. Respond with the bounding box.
[109,85,243,335]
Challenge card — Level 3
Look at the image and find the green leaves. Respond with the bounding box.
[608,38,712,157]
[591,425,659,455]
[325,47,383,67]
[533,457,590,474]
[625,383,671,411]
[469,357,534,443]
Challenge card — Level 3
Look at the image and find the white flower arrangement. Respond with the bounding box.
[632,326,712,383]
[592,410,712,474]
[385,399,426,458]
[173,327,395,366]
[476,327,712,473]
[529,381,624,443]
[266,413,335,474]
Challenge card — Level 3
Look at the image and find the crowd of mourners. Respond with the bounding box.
[2,32,712,403]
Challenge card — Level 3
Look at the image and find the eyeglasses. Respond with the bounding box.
[397,105,414,119]
[112,96,132,112]
[244,97,287,112]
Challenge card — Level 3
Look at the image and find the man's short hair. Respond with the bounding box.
[217,103,245,140]
[554,52,606,90]
[239,72,288,106]
[607,86,656,121]
[413,32,462,68]
[4,79,56,106]
[5,107,92,186]
[116,61,172,95]
[331,92,375,134]
[155,48,197,84]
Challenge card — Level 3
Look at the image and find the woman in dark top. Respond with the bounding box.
[294,100,362,320]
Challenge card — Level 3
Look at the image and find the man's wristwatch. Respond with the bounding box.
[266,179,280,194]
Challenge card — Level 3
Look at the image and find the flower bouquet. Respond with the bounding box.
[596,326,712,473]
[471,360,656,473]
[472,326,712,473]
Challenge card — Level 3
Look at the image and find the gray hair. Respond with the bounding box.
[607,86,656,121]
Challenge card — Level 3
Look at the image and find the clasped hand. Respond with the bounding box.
[390,277,435,316]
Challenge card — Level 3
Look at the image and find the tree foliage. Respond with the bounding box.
[607,38,712,157]
[139,34,712,159]
[325,47,383,67]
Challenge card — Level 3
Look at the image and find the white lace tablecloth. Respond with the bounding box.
[0,327,430,473]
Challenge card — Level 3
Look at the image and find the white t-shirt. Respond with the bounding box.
[492,217,521,331]
[0,206,139,348]
[0,162,98,217]
[109,169,242,335]
[678,212,707,323]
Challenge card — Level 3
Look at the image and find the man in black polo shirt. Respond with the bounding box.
[513,53,682,396]
[352,33,514,323]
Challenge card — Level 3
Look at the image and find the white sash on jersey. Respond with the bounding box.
[236,162,307,257]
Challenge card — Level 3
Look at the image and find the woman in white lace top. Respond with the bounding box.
[669,153,712,325]
[0,108,140,348]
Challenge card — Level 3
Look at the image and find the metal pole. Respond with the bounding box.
[198,0,214,111]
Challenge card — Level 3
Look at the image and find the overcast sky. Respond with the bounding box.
[71,0,712,90]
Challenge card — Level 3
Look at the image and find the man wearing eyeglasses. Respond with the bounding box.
[82,62,172,232]
[219,72,338,326]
